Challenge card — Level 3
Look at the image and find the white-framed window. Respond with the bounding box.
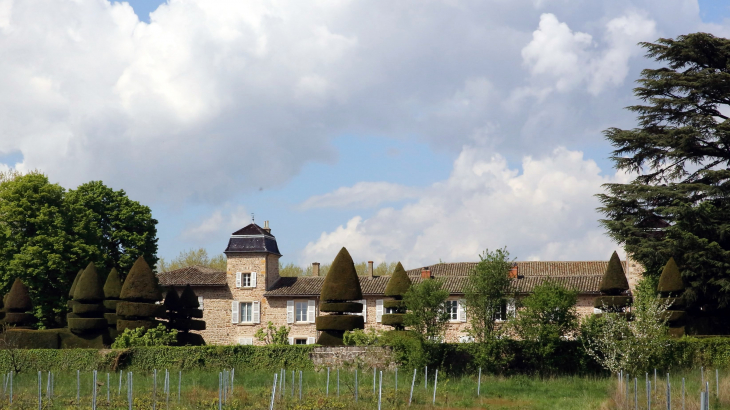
[235,272,257,288]
[495,299,516,322]
[240,302,253,323]
[446,300,458,321]
[198,296,204,310]
[350,300,367,322]
[295,301,308,322]
[294,338,307,345]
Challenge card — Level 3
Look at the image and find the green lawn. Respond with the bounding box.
[0,367,726,409]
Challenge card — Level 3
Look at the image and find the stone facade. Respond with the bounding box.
[310,346,395,370]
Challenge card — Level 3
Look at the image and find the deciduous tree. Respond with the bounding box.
[464,248,513,342]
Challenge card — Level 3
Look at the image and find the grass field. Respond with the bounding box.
[0,367,726,409]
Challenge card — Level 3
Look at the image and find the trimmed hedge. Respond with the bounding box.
[116,302,162,318]
[0,346,315,373]
[187,320,206,331]
[4,312,35,325]
[319,302,363,313]
[383,300,405,309]
[599,251,629,294]
[104,268,123,300]
[384,262,411,297]
[69,269,83,299]
[120,256,162,303]
[381,314,404,327]
[72,303,105,315]
[67,318,108,331]
[315,315,364,331]
[103,300,119,311]
[658,257,685,293]
[73,262,104,302]
[320,247,362,302]
[117,319,157,332]
[185,309,203,319]
[3,329,59,349]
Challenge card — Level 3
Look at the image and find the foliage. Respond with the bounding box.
[384,262,411,296]
[0,174,158,327]
[254,321,291,345]
[317,247,364,345]
[104,267,123,299]
[510,281,579,374]
[342,328,382,346]
[120,256,162,303]
[582,287,671,374]
[464,248,513,342]
[157,248,226,273]
[597,33,730,323]
[4,278,35,328]
[72,262,104,302]
[403,278,450,342]
[111,324,178,348]
[658,257,685,294]
[599,251,629,294]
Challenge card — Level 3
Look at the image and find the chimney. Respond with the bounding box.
[421,268,432,279]
[312,262,320,277]
[263,220,271,234]
[509,263,518,279]
[367,261,374,279]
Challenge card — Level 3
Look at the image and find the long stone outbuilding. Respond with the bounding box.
[158,222,643,345]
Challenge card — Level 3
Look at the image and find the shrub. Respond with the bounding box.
[382,262,411,331]
[5,278,35,328]
[343,328,382,346]
[112,324,178,348]
[403,278,450,342]
[658,257,686,336]
[117,256,161,332]
[68,262,107,336]
[316,247,364,345]
[254,321,290,345]
[599,251,630,294]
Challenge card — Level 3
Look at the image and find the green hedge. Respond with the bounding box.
[0,345,315,373]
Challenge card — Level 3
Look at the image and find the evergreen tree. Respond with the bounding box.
[67,262,107,335]
[594,251,632,314]
[598,33,730,325]
[657,257,686,336]
[103,267,123,335]
[316,247,364,345]
[4,279,35,328]
[382,262,411,331]
[117,256,162,332]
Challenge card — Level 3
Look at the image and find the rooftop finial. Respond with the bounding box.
[251,213,255,223]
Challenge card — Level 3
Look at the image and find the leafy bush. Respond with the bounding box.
[403,278,450,342]
[254,321,290,345]
[343,328,382,346]
[112,324,178,348]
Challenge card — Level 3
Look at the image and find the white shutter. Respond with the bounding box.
[251,272,257,288]
[235,272,242,288]
[507,299,516,318]
[231,301,239,324]
[376,299,383,323]
[253,301,260,324]
[360,300,367,322]
[288,337,294,345]
[238,337,253,345]
[306,337,315,345]
[287,301,295,324]
[458,299,466,322]
[593,307,602,314]
[198,296,204,310]
[307,300,316,323]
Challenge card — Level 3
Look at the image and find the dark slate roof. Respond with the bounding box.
[405,261,623,278]
[157,265,227,287]
[224,223,281,256]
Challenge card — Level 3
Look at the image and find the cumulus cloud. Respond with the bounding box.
[521,12,657,95]
[300,146,630,267]
[0,0,700,207]
[181,205,250,242]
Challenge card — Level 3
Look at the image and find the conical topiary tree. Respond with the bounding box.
[5,279,35,328]
[117,256,162,332]
[381,262,411,330]
[658,257,686,337]
[594,251,632,314]
[67,269,83,310]
[67,262,108,334]
[103,267,123,335]
[179,285,205,332]
[316,247,364,345]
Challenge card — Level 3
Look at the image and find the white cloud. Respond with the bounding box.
[300,146,629,267]
[300,181,421,209]
[521,12,656,95]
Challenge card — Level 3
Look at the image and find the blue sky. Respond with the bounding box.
[2,0,730,269]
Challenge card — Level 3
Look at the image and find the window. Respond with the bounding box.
[385,306,397,314]
[295,338,307,345]
[242,273,251,287]
[295,302,308,322]
[495,299,515,322]
[240,302,253,323]
[446,300,458,321]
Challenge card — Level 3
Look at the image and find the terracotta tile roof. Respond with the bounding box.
[157,265,227,287]
[265,276,392,297]
[405,261,621,278]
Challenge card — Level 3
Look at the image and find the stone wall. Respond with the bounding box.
[310,346,395,370]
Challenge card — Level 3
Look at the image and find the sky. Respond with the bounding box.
[1,0,730,269]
